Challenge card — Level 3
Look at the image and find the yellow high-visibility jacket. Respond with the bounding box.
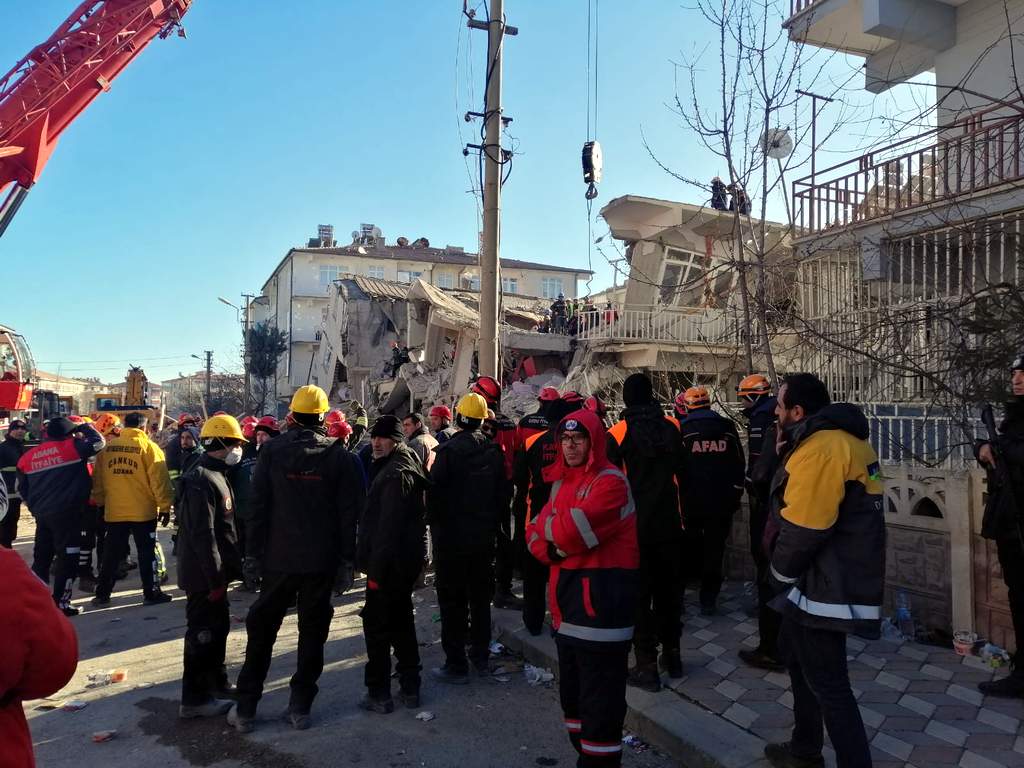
[91,428,173,523]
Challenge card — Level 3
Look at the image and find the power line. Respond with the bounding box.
[35,354,196,364]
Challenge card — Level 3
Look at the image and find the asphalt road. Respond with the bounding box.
[16,523,678,768]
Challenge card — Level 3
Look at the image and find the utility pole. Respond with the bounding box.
[204,350,212,411]
[241,292,255,413]
[466,1,517,379]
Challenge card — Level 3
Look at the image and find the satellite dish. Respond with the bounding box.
[351,231,360,242]
[760,128,793,159]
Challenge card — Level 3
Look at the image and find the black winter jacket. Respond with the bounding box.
[357,444,428,589]
[0,436,25,500]
[176,454,242,594]
[768,404,885,638]
[17,425,105,522]
[606,403,684,543]
[427,429,506,554]
[980,397,1024,540]
[248,427,366,574]
[679,409,745,519]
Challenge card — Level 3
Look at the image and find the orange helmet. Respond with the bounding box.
[737,374,771,399]
[325,409,348,438]
[94,413,121,436]
[240,415,259,440]
[471,376,502,406]
[682,386,711,411]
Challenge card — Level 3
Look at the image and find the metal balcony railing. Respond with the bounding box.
[788,0,824,18]
[575,306,737,347]
[793,101,1024,234]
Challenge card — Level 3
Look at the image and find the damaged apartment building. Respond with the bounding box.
[252,224,590,418]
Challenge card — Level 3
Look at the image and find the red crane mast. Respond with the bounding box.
[0,0,192,237]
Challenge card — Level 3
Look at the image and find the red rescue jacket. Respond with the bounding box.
[526,409,639,646]
[0,548,78,768]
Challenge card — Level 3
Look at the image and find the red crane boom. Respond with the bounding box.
[0,0,192,237]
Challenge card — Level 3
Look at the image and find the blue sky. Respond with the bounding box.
[0,1,920,383]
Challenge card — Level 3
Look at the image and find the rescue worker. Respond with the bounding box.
[229,385,365,733]
[975,355,1024,698]
[677,386,745,616]
[17,417,105,616]
[0,418,28,547]
[526,408,638,768]
[349,401,369,448]
[402,412,438,471]
[80,413,121,584]
[231,416,278,571]
[671,392,688,425]
[765,373,882,768]
[358,415,429,713]
[735,374,785,671]
[165,413,199,486]
[513,395,575,635]
[0,544,79,768]
[90,413,173,607]
[428,405,457,444]
[607,373,685,689]
[176,415,245,719]
[470,375,523,610]
[518,386,560,445]
[427,393,507,683]
[551,293,568,334]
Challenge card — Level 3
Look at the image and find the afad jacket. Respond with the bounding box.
[526,409,639,647]
[91,428,173,523]
[17,425,105,522]
[768,403,886,638]
[0,547,78,768]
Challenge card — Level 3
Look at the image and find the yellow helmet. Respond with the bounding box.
[290,385,330,414]
[200,414,247,442]
[456,392,489,421]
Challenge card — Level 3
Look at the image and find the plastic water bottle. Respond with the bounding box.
[895,591,915,638]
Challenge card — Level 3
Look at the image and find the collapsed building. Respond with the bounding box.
[318,275,572,419]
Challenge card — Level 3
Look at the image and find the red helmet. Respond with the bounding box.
[178,413,196,426]
[334,419,353,439]
[471,376,502,406]
[213,410,227,416]
[325,409,349,438]
[240,415,259,440]
[538,386,560,402]
[673,391,688,418]
[561,390,585,406]
[584,396,607,417]
[429,404,452,420]
[255,415,280,435]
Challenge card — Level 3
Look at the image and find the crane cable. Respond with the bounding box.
[584,0,600,295]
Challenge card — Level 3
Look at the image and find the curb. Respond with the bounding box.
[493,611,771,768]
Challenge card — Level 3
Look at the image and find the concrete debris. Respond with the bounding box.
[415,711,436,722]
[523,664,554,686]
[501,372,565,421]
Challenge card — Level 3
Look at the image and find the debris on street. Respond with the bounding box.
[415,711,436,722]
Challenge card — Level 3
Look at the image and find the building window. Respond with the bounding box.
[367,266,386,279]
[397,270,423,284]
[542,277,564,298]
[469,276,481,291]
[319,265,343,289]
[659,248,721,307]
[502,277,519,294]
[436,273,454,289]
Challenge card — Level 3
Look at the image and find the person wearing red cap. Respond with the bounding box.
[428,405,456,445]
[470,375,523,610]
[526,408,638,768]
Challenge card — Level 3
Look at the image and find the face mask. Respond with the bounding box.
[224,446,243,466]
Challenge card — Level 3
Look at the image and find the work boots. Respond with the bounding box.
[627,662,661,692]
[493,589,524,610]
[978,659,1024,699]
[659,650,684,680]
[764,742,825,768]
[739,647,786,672]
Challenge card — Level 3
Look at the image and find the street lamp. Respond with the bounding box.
[216,296,251,414]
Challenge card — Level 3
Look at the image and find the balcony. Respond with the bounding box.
[793,102,1024,236]
[576,306,737,348]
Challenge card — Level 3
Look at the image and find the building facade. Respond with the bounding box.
[252,225,591,406]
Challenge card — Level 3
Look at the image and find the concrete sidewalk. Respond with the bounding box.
[493,581,1024,768]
